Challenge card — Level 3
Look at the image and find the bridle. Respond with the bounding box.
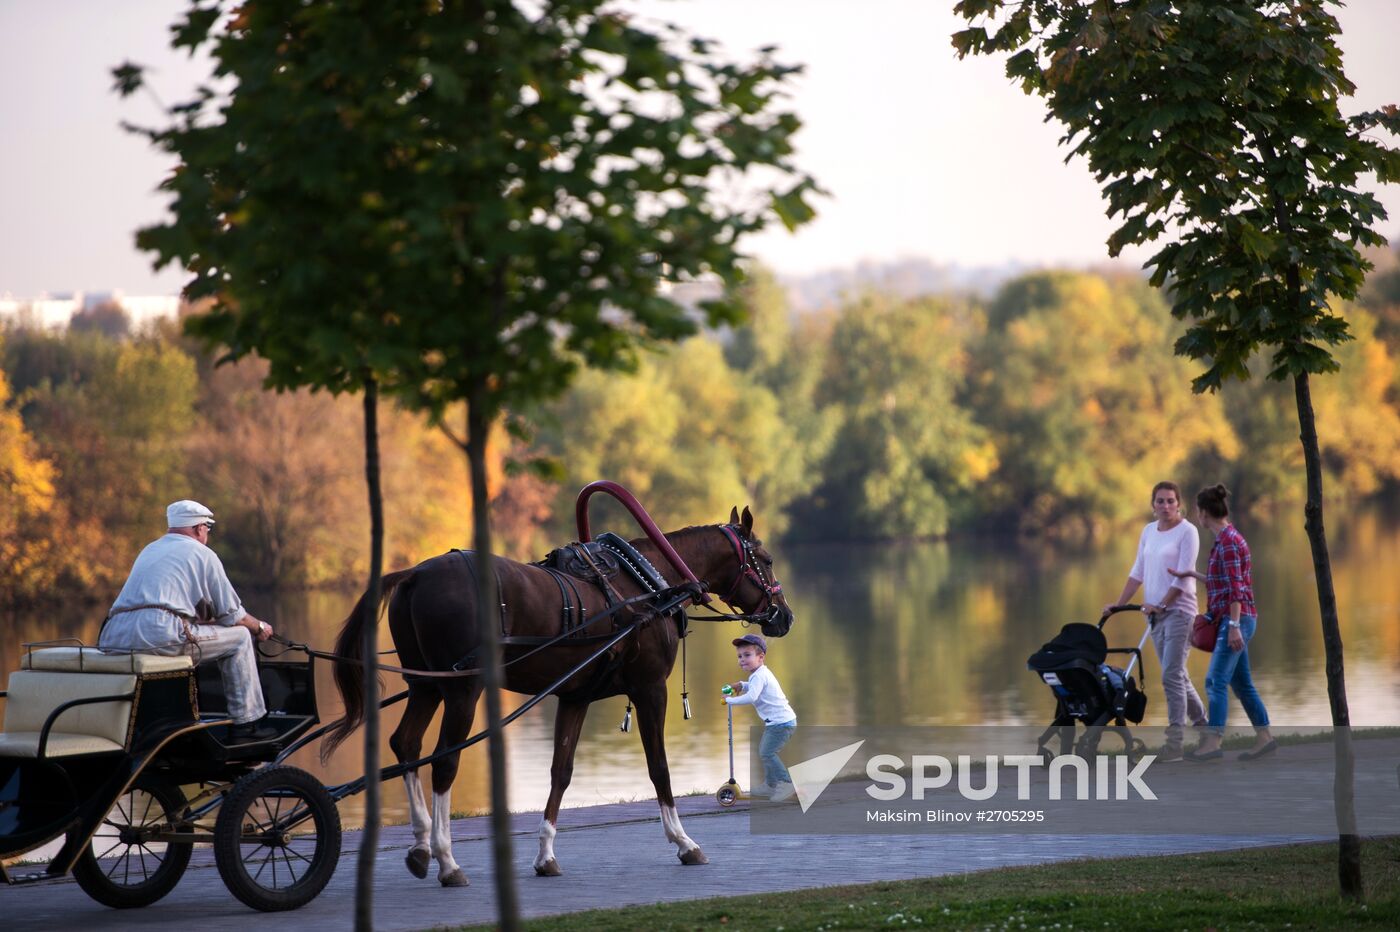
[694,523,786,626]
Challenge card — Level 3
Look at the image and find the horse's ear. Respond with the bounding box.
[728,506,740,526]
[741,506,754,535]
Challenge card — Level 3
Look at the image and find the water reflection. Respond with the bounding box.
[4,510,1397,829]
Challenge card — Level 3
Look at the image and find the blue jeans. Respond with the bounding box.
[759,722,796,787]
[1205,614,1269,735]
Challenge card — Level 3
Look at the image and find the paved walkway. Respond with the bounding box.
[3,792,1316,931]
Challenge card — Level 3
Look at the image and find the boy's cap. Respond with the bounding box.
[732,633,767,652]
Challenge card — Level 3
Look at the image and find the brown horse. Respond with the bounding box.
[325,506,793,886]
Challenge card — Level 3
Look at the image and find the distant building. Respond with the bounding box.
[113,294,181,329]
[0,291,180,331]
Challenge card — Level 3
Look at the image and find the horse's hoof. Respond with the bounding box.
[406,848,430,879]
[679,847,709,866]
[534,858,563,877]
[439,868,471,887]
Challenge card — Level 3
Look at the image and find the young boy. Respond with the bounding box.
[724,633,797,801]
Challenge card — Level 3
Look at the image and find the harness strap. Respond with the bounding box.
[541,566,576,633]
[328,618,646,797]
[572,542,626,608]
[276,583,704,680]
[598,532,670,593]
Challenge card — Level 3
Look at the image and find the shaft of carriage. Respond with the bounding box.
[321,582,701,802]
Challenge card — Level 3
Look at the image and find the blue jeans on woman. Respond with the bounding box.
[759,721,796,787]
[1205,614,1269,735]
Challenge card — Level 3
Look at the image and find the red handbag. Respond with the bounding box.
[1190,613,1220,652]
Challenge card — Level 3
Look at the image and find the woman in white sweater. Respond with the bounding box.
[1105,481,1207,759]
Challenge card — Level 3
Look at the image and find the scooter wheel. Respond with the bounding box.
[716,784,738,807]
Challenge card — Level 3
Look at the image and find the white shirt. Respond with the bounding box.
[724,664,796,725]
[99,533,248,651]
[1129,519,1199,614]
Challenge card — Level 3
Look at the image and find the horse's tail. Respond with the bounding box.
[321,568,414,762]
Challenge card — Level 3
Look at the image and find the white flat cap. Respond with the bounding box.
[166,499,216,528]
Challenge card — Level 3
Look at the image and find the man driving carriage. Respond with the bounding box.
[98,500,277,741]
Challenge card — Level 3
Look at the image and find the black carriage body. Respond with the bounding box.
[153,660,319,782]
[2,653,320,884]
[1,666,199,876]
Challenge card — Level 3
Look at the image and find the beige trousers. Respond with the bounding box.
[155,623,267,724]
[1149,608,1207,747]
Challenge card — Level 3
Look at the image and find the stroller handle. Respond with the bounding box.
[1098,603,1145,629]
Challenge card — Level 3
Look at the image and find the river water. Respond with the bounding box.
[4,509,1397,829]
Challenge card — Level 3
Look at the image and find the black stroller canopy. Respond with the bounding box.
[1027,622,1108,671]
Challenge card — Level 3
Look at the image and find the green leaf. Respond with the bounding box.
[1238,224,1275,260]
[124,0,819,438]
[111,62,145,97]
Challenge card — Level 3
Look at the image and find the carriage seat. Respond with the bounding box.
[0,649,194,758]
[20,646,193,674]
[0,669,139,758]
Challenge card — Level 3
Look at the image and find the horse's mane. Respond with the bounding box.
[654,524,714,541]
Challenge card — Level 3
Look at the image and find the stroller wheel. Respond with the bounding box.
[1075,732,1102,759]
[1129,738,1148,764]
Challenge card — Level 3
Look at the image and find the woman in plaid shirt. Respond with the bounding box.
[1171,484,1276,761]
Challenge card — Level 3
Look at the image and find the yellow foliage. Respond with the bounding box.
[1309,306,1400,496]
[0,365,63,600]
[959,440,1001,484]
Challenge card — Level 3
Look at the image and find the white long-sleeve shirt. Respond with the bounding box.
[725,664,796,725]
[1128,519,1200,613]
[99,533,248,651]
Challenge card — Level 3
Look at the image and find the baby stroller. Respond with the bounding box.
[1028,604,1151,760]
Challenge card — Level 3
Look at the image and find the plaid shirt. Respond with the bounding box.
[1205,523,1255,618]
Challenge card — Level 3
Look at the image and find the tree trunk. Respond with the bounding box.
[1293,370,1362,899]
[355,377,384,930]
[466,393,521,932]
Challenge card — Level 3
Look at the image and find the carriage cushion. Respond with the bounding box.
[0,670,136,758]
[0,732,125,758]
[21,647,193,674]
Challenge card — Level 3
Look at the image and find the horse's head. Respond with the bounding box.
[710,505,794,638]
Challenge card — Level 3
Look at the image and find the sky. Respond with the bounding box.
[2,0,1398,297]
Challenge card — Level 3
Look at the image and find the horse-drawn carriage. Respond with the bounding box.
[0,641,337,911]
[2,482,795,911]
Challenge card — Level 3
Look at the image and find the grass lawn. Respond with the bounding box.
[459,836,1400,931]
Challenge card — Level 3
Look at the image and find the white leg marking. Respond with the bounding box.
[403,772,431,853]
[432,789,463,879]
[534,817,557,871]
[659,803,699,856]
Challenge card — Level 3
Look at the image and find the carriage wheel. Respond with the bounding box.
[213,765,341,912]
[71,778,193,909]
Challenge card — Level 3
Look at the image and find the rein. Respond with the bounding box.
[267,582,704,679]
[274,583,706,767]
